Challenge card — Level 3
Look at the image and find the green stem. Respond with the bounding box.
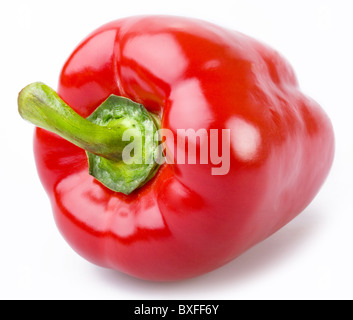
[18,82,130,161]
[18,82,161,195]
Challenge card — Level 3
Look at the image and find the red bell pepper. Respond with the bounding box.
[18,16,334,281]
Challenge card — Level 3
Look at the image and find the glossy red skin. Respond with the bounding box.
[33,16,334,281]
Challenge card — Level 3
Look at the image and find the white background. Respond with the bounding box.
[1,0,352,300]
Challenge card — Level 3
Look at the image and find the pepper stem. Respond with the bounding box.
[18,82,161,194]
[18,82,132,161]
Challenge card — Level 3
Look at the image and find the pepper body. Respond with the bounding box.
[32,16,334,280]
